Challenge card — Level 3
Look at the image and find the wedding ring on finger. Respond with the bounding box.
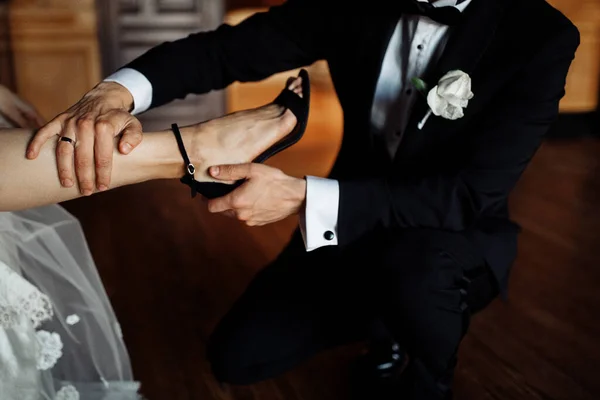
[59,136,76,147]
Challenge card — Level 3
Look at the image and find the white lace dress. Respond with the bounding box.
[0,205,143,400]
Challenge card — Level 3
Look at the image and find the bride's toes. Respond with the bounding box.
[286,76,296,89]
[287,75,303,98]
[277,74,304,132]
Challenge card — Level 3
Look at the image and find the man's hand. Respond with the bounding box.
[207,163,307,226]
[26,82,142,195]
[0,85,45,129]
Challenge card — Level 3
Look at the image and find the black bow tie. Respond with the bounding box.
[404,0,464,26]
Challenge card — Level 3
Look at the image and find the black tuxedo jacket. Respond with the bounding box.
[125,0,579,293]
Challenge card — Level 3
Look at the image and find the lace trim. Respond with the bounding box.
[114,322,123,339]
[66,314,80,325]
[58,381,144,400]
[0,303,18,328]
[0,261,53,329]
[36,330,63,370]
[55,385,79,400]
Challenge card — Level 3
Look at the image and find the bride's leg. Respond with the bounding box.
[0,77,303,211]
[0,128,186,211]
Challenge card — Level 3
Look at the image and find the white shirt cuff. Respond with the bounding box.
[299,176,339,251]
[103,68,153,115]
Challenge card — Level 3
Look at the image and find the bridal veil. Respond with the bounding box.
[0,204,143,400]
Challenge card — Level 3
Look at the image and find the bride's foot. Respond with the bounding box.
[183,76,304,182]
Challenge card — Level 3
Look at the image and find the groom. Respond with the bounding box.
[28,0,579,398]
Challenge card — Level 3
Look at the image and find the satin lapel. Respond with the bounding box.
[356,16,399,134]
[328,14,400,178]
[395,0,511,162]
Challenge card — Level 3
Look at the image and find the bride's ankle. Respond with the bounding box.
[181,123,208,169]
[141,126,207,181]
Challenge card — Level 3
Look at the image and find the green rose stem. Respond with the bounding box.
[411,77,434,130]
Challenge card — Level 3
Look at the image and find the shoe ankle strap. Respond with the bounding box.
[171,123,197,198]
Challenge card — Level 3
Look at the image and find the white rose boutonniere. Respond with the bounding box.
[411,70,474,130]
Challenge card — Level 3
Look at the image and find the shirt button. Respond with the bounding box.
[417,44,424,50]
[323,230,335,241]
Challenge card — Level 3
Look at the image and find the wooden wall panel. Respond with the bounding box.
[0,1,15,89]
[548,0,600,112]
[8,0,102,120]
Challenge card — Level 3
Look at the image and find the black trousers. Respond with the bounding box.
[206,228,498,398]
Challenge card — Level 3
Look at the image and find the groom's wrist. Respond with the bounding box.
[290,176,307,214]
[94,81,135,112]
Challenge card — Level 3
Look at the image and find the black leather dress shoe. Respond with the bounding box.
[350,340,409,399]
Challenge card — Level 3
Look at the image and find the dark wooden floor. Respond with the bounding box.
[62,85,600,399]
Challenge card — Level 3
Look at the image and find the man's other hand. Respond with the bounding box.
[207,163,307,226]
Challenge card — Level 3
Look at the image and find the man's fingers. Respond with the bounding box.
[73,123,96,196]
[91,111,139,189]
[57,119,79,188]
[100,110,142,153]
[56,132,76,188]
[207,195,232,214]
[94,118,115,191]
[210,163,254,182]
[221,210,237,219]
[27,118,62,159]
[119,117,143,154]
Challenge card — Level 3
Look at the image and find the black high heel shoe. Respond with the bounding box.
[171,69,311,200]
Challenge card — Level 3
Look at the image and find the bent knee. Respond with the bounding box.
[379,229,479,291]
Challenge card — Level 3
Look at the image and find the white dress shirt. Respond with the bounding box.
[104,0,472,252]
